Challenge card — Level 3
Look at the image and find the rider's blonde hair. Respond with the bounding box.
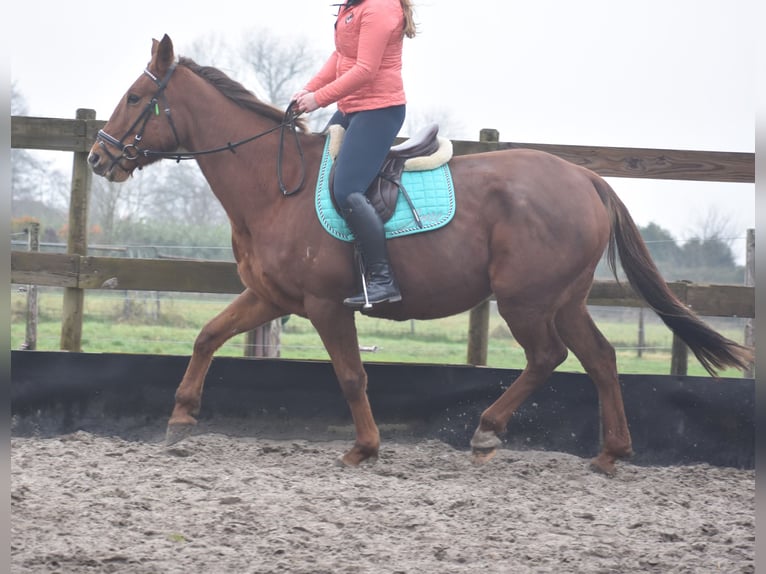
[346,0,416,38]
[400,0,417,38]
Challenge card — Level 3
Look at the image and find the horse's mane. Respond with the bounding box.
[178,56,307,130]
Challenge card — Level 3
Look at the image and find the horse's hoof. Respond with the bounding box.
[335,454,378,467]
[470,428,502,450]
[336,446,378,467]
[472,448,497,465]
[589,454,617,477]
[165,422,195,447]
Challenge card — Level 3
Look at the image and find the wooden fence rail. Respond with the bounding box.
[11,113,756,373]
[11,251,755,319]
[12,115,755,182]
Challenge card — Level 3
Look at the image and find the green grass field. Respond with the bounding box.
[10,289,749,378]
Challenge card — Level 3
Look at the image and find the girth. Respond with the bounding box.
[329,123,441,224]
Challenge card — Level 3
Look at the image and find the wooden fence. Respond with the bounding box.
[10,111,755,374]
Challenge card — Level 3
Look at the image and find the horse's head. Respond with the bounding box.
[88,35,183,182]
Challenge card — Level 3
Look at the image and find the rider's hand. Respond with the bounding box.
[291,89,309,103]
[295,92,319,113]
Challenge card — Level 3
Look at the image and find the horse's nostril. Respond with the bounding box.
[88,152,99,165]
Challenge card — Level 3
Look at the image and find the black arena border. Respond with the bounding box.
[10,351,754,469]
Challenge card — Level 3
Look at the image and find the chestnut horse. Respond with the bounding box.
[89,35,751,476]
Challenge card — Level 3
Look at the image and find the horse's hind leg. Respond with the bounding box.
[166,288,285,446]
[471,303,568,462]
[555,301,633,476]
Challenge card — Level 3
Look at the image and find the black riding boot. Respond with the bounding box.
[342,192,401,308]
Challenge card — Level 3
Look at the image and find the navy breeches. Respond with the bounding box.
[328,105,406,210]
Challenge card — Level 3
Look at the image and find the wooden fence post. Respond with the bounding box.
[670,283,688,376]
[467,298,490,366]
[23,222,40,350]
[60,109,95,351]
[245,320,281,358]
[744,228,754,377]
[466,128,498,366]
[670,335,688,376]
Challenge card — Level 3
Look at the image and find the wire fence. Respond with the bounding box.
[9,286,748,364]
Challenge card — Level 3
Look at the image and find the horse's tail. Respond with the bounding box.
[590,175,753,376]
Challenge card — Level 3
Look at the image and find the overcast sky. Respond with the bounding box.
[9,0,756,262]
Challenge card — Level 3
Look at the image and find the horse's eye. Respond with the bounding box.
[127,94,140,105]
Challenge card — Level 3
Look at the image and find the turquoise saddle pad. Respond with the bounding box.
[315,135,456,242]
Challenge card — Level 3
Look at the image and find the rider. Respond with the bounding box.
[293,0,416,308]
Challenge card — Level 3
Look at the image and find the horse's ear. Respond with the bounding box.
[149,35,174,73]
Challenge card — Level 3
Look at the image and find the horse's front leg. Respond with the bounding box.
[305,295,380,466]
[166,288,285,446]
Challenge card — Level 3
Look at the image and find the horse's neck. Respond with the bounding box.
[181,102,284,224]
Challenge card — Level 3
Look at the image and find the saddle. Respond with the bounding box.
[329,123,444,224]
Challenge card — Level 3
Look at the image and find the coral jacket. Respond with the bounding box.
[304,0,406,114]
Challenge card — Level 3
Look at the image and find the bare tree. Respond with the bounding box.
[241,29,321,107]
[677,207,739,280]
[402,105,467,140]
[183,33,244,83]
[693,208,735,247]
[12,83,44,202]
[240,27,334,132]
[145,163,228,228]
[89,176,154,244]
[11,81,27,116]
[11,82,69,225]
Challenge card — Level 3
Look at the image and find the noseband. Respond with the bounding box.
[95,63,305,195]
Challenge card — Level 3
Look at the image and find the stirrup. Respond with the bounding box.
[359,273,373,310]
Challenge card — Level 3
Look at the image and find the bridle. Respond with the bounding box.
[96,63,181,168]
[96,62,306,196]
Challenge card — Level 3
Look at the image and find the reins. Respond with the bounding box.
[96,65,307,196]
[277,102,306,196]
